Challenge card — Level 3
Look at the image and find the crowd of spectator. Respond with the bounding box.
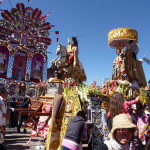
[0,90,31,150]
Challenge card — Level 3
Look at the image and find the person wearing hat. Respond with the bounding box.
[99,114,137,150]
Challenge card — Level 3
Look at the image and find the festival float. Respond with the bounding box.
[0,2,87,149]
[45,28,149,150]
[13,21,87,149]
[0,2,88,147]
[1,2,149,149]
[0,2,51,98]
[0,2,58,146]
[86,28,149,149]
[23,36,88,149]
[50,28,149,150]
[44,37,88,150]
[108,28,147,86]
[107,28,148,102]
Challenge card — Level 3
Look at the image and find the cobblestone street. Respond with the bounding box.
[4,127,45,150]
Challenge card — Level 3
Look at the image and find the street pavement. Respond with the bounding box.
[4,127,45,150]
[4,127,89,150]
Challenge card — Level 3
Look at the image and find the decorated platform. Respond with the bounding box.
[0,2,52,98]
[0,2,149,149]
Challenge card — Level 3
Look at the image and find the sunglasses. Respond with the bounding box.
[116,128,133,133]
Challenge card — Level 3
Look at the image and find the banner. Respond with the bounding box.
[12,51,27,81]
[31,54,44,81]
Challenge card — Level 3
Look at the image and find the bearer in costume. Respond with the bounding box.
[67,37,78,66]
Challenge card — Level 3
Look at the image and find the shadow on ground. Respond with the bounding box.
[4,128,45,150]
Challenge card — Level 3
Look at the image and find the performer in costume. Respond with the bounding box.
[68,37,78,65]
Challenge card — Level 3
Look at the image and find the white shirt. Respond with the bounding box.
[0,96,7,126]
[0,109,2,126]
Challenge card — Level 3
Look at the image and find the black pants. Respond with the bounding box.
[0,144,6,150]
[9,111,15,128]
[17,114,28,132]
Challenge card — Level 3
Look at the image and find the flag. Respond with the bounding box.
[143,57,150,65]
[0,0,6,4]
[40,12,51,20]
[55,31,59,42]
[55,31,59,34]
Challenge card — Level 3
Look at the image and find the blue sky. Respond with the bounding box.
[1,0,150,85]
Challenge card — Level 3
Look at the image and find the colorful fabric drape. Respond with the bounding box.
[46,90,81,150]
[25,102,53,139]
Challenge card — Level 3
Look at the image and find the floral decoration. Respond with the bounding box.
[38,81,47,96]
[101,100,109,111]
[139,88,149,106]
